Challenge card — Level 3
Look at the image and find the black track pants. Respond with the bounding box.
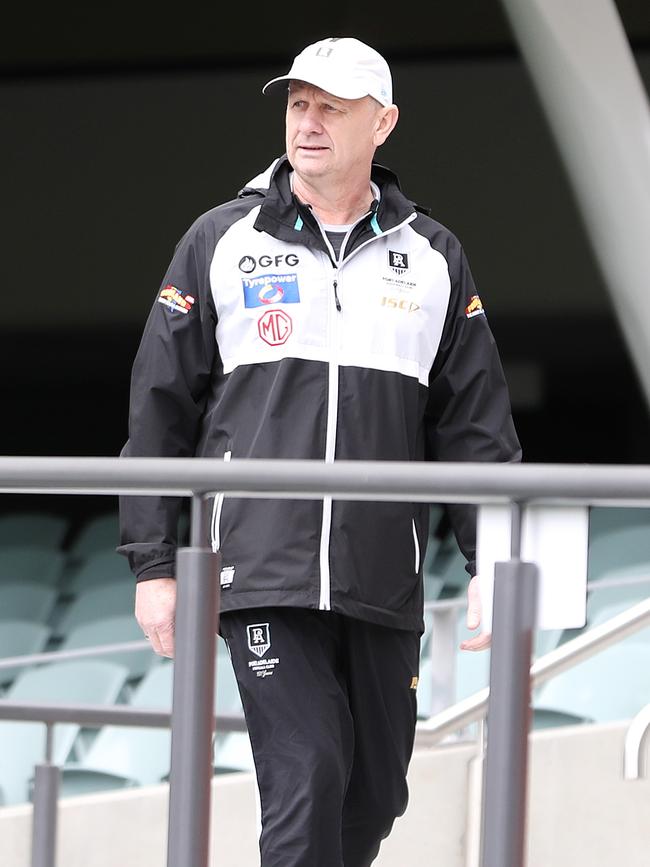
[219,607,420,867]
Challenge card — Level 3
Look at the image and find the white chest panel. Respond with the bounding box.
[210,209,451,386]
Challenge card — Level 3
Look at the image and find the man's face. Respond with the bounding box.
[285,82,384,183]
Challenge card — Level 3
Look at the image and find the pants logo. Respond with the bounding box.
[247,623,271,658]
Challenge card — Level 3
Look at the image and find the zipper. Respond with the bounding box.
[211,450,232,552]
[318,258,342,611]
[315,210,418,608]
[412,519,421,574]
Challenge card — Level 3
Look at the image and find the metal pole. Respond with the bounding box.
[498,0,650,408]
[167,495,221,867]
[481,506,539,867]
[429,605,458,716]
[31,724,59,867]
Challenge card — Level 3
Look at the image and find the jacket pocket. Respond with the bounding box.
[211,450,232,552]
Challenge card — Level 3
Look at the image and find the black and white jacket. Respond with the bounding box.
[118,155,521,632]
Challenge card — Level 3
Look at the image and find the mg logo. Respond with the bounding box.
[258,309,292,346]
[247,623,271,658]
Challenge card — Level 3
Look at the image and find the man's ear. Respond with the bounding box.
[374,105,399,147]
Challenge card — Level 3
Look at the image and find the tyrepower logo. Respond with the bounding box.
[242,273,300,308]
[258,309,292,346]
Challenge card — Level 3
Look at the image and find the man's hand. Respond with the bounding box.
[459,575,492,652]
[135,577,177,658]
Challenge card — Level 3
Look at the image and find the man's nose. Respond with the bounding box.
[297,108,324,134]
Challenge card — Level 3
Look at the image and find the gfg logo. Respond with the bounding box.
[239,253,300,272]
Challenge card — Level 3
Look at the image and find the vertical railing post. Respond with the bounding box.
[429,604,458,715]
[31,723,59,867]
[481,503,539,867]
[167,494,221,867]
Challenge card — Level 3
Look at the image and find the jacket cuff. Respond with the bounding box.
[135,559,176,582]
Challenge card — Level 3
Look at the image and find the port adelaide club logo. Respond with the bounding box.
[388,250,409,274]
[246,623,280,679]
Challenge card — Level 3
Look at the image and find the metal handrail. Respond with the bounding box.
[2,456,650,503]
[1,456,649,867]
[0,640,151,671]
[0,700,247,732]
[624,703,650,780]
[415,595,650,745]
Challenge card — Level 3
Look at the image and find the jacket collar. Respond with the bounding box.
[240,155,425,254]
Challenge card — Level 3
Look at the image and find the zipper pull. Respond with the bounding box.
[333,280,342,312]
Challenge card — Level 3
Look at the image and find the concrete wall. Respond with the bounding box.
[2,722,650,866]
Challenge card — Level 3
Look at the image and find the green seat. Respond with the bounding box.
[532,643,650,729]
[0,659,130,805]
[213,730,255,774]
[60,614,154,680]
[67,512,120,561]
[0,513,69,549]
[588,506,650,539]
[60,644,246,796]
[64,549,135,593]
[586,566,650,624]
[0,546,66,587]
[52,581,135,639]
[0,620,52,689]
[431,547,470,595]
[587,523,650,582]
[417,608,489,722]
[0,581,58,623]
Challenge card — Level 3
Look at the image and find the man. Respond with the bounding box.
[119,36,520,866]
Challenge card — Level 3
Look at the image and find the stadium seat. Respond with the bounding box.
[587,523,650,581]
[417,607,490,722]
[67,511,120,561]
[213,730,255,775]
[0,546,66,587]
[532,643,650,729]
[59,614,154,681]
[63,549,135,593]
[59,645,246,796]
[0,659,130,805]
[0,620,52,690]
[0,581,58,623]
[588,506,650,539]
[585,566,650,625]
[433,548,469,596]
[0,512,69,549]
[52,581,135,639]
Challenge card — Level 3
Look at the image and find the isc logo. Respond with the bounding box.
[381,296,420,313]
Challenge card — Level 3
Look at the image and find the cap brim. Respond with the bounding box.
[261,74,374,102]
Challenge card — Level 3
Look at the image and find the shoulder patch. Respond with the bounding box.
[158,284,196,315]
[465,295,485,319]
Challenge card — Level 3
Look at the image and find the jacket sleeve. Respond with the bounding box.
[424,237,522,577]
[117,218,218,581]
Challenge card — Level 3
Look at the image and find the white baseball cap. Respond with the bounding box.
[262,37,393,107]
